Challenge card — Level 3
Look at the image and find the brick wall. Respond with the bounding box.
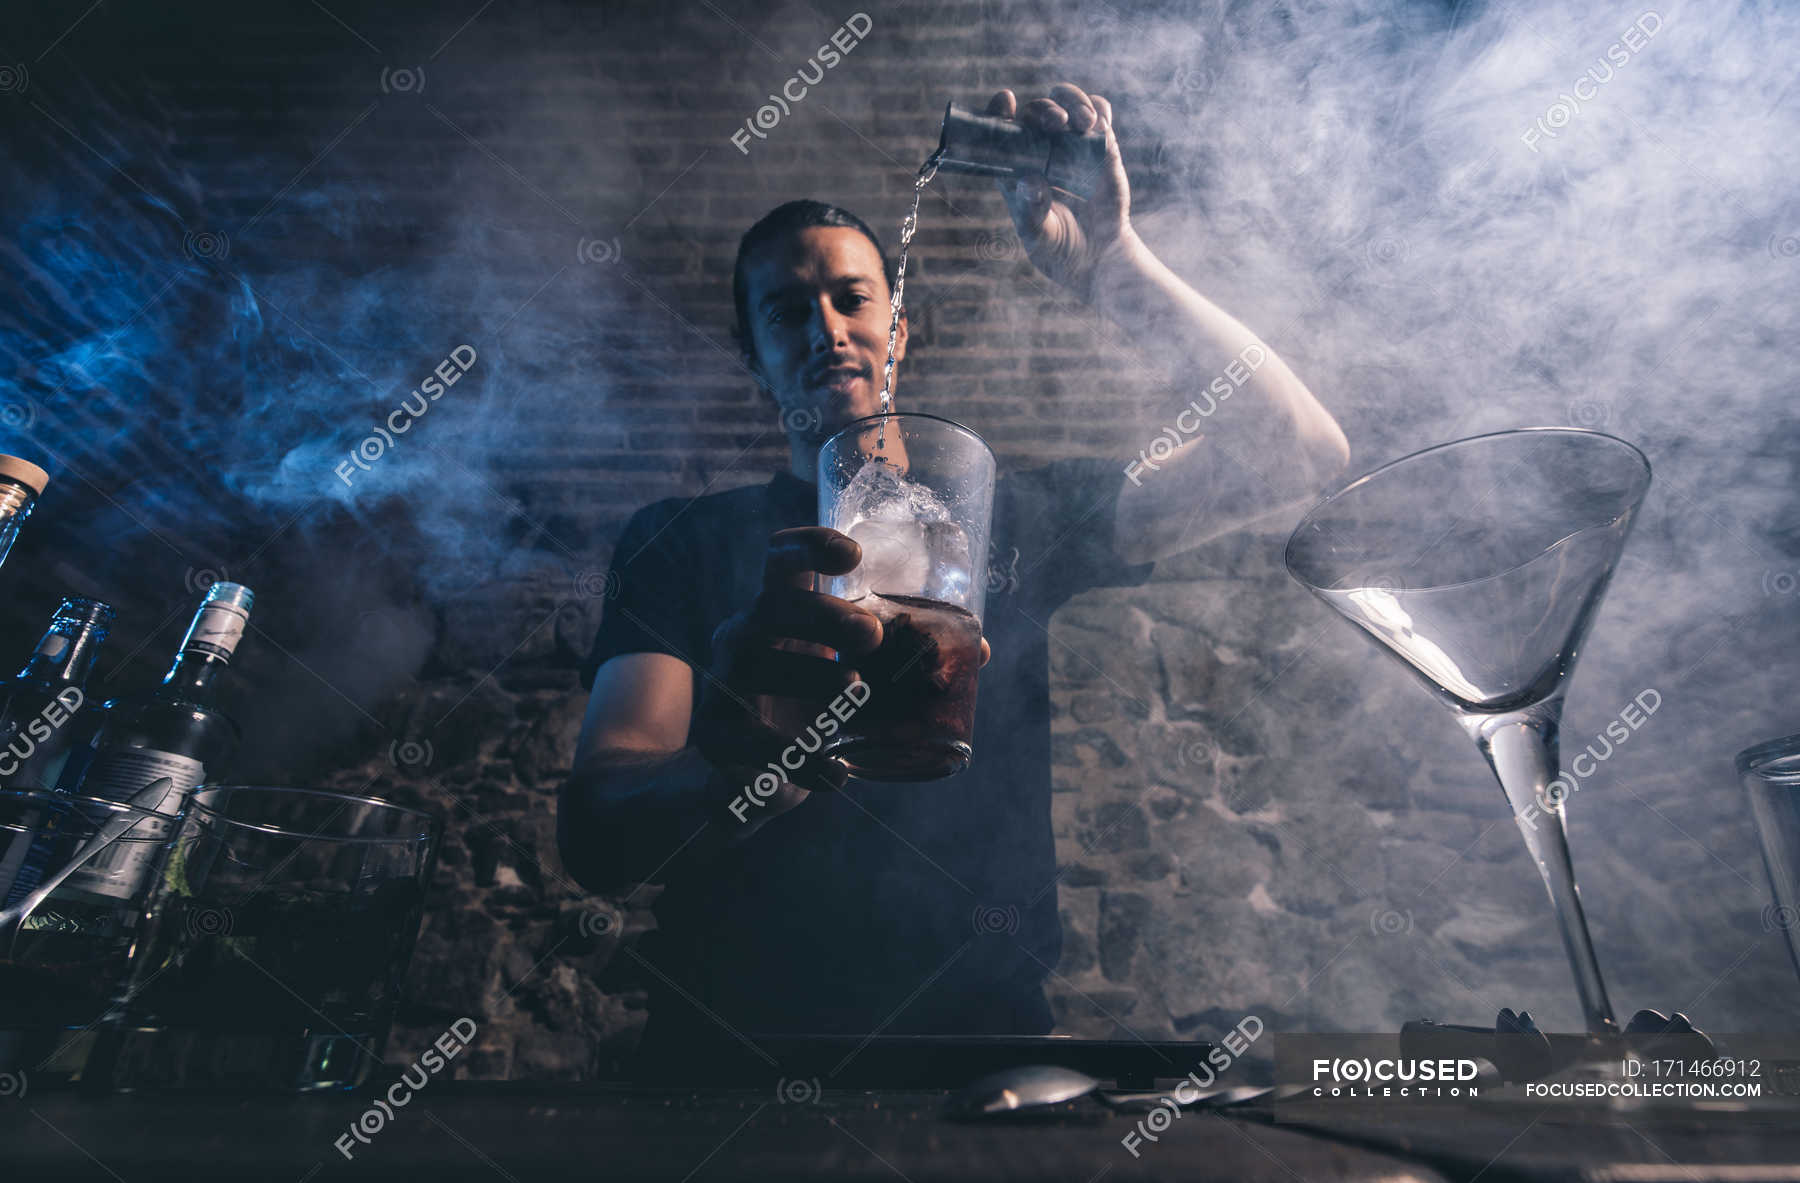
[6,0,1795,1081]
[4,0,1184,1080]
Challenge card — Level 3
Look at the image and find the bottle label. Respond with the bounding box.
[58,749,205,901]
[181,600,249,662]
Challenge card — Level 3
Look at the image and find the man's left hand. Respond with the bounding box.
[985,83,1141,301]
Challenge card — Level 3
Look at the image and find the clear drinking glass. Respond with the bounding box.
[1286,428,1652,1035]
[818,412,997,781]
[1740,733,1800,990]
[0,789,181,1087]
[94,786,440,1092]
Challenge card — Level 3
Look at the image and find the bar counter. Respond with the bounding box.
[7,1078,1800,1181]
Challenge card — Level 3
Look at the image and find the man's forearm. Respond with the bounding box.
[1083,231,1349,561]
[1086,230,1346,476]
[557,747,755,892]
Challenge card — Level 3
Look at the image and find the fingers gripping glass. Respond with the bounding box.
[817,413,998,782]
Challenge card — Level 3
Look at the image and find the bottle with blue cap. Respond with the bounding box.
[0,597,116,910]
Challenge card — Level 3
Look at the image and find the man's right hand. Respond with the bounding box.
[691,527,883,816]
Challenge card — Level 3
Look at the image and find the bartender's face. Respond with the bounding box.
[741,226,906,444]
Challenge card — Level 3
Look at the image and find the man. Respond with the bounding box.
[559,84,1348,1053]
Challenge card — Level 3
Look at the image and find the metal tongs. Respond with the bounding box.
[0,777,175,956]
[942,1065,1303,1120]
[1401,1006,1716,1084]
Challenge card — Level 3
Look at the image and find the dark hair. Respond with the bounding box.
[731,200,893,367]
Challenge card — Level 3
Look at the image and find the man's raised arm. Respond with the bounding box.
[984,83,1349,564]
[1088,237,1349,563]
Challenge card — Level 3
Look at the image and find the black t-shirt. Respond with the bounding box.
[580,458,1153,1040]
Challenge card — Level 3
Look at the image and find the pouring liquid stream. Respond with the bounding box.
[785,151,944,740]
[875,148,943,454]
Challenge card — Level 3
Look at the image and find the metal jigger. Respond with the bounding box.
[935,101,1109,200]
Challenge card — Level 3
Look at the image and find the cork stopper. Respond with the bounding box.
[0,454,48,498]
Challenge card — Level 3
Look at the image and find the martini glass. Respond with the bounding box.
[1285,428,1651,1035]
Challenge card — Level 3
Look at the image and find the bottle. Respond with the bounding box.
[935,101,1110,199]
[0,597,115,790]
[0,453,48,575]
[57,582,254,902]
[0,597,115,907]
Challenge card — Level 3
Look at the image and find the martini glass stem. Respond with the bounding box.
[1459,697,1620,1036]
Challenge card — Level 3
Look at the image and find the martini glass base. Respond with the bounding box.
[1457,694,1620,1037]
